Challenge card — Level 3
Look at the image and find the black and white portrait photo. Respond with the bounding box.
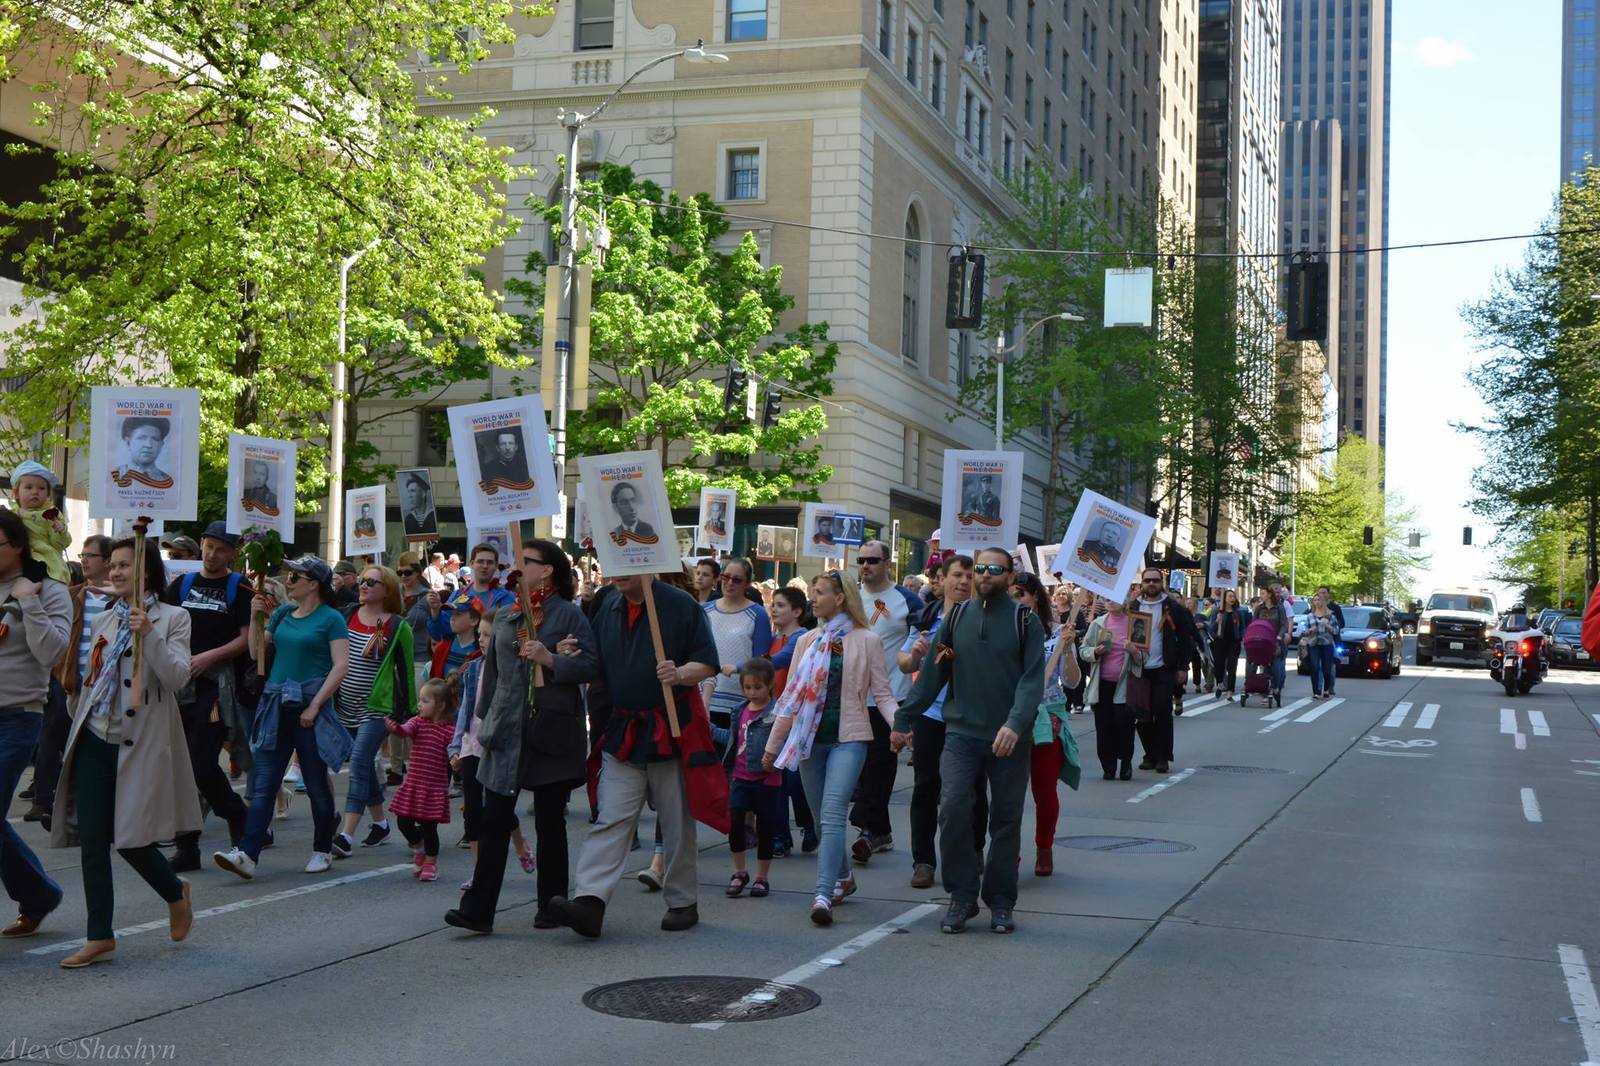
[399,468,438,539]
[1077,518,1124,573]
[608,479,658,543]
[475,425,532,489]
[960,471,1002,522]
[241,459,278,516]
[774,526,798,562]
[114,416,173,489]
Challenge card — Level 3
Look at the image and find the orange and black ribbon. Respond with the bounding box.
[111,468,174,490]
[479,476,535,496]
[957,512,1003,527]
[610,528,659,547]
[242,498,280,517]
[868,598,889,624]
[1075,547,1118,576]
[84,634,109,686]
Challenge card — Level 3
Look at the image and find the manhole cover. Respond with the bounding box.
[583,976,820,1025]
[1057,835,1195,854]
[1199,765,1291,775]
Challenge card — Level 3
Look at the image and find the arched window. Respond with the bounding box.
[901,206,922,365]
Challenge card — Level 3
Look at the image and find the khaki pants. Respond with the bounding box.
[573,753,697,909]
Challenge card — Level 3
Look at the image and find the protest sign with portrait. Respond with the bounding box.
[940,450,1023,551]
[89,386,200,520]
[576,451,679,576]
[447,396,559,528]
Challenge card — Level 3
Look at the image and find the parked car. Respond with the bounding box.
[1297,604,1405,679]
[1549,617,1597,669]
[1537,608,1576,636]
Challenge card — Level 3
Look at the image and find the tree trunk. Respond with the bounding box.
[1588,492,1598,593]
[234,280,260,429]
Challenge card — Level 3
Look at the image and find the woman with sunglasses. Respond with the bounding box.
[762,571,897,926]
[215,557,351,879]
[331,565,417,858]
[702,557,772,749]
[395,552,435,687]
[446,538,599,933]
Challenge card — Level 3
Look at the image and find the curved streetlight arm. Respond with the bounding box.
[563,39,724,129]
[992,310,1087,449]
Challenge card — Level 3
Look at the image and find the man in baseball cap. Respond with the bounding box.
[331,559,359,608]
[162,534,201,560]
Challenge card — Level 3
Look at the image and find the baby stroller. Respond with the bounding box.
[1240,618,1281,708]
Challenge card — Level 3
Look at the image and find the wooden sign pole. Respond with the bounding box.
[508,522,543,692]
[129,515,151,708]
[253,567,267,676]
[640,574,682,737]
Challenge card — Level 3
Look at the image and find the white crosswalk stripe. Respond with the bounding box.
[1415,703,1439,729]
[1179,696,1224,717]
[1294,697,1345,723]
[1258,698,1313,732]
[1500,708,1517,734]
[1383,702,1412,728]
[1528,710,1551,737]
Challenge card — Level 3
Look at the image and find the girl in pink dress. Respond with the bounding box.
[386,679,457,882]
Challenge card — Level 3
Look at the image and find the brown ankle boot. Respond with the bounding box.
[1034,847,1053,877]
[169,879,193,942]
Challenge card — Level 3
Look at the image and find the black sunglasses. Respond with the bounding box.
[522,555,548,567]
[973,563,1011,575]
[856,556,884,565]
[358,577,383,588]
[396,568,416,576]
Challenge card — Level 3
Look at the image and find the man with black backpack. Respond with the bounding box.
[162,520,252,871]
[892,546,1045,936]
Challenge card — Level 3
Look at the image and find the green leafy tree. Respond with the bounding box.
[965,167,1178,532]
[509,164,837,506]
[1487,504,1590,609]
[0,0,549,510]
[1461,174,1600,591]
[1294,436,1427,601]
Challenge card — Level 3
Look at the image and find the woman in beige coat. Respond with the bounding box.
[763,571,897,926]
[50,537,199,968]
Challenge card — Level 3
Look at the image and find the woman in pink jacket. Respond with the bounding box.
[764,570,898,926]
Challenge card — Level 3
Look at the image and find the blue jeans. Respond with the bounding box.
[240,711,336,860]
[1271,649,1287,691]
[343,718,389,815]
[0,712,63,919]
[797,740,868,902]
[1307,644,1337,694]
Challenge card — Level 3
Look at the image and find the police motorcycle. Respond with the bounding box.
[1488,605,1549,698]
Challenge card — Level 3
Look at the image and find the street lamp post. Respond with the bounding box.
[550,39,727,489]
[992,311,1085,449]
[325,238,382,562]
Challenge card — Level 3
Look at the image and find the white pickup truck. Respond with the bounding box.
[1415,588,1499,666]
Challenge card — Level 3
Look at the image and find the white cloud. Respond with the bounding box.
[1414,36,1477,68]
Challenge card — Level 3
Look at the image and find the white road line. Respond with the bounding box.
[1261,697,1313,722]
[1294,697,1345,723]
[1557,944,1600,1066]
[28,863,414,956]
[1521,788,1543,824]
[1126,766,1196,804]
[1414,703,1439,730]
[1180,697,1223,717]
[1593,713,1600,730]
[1528,710,1551,737]
[1500,708,1517,734]
[1515,732,1528,750]
[693,903,941,1031]
[1357,749,1431,758]
[1382,701,1412,729]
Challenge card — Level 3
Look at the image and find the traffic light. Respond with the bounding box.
[721,359,748,414]
[761,390,781,431]
[1286,254,1329,342]
[1408,531,1421,548]
[1363,526,1373,546]
[1462,526,1472,546]
[946,248,987,329]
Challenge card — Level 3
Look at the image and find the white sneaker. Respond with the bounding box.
[213,847,256,881]
[304,852,333,874]
[283,765,303,785]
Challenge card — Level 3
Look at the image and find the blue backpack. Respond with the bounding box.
[178,570,244,607]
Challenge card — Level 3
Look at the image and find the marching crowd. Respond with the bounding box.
[3,458,1370,967]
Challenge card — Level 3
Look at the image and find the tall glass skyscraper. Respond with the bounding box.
[1564,0,1598,180]
[1279,0,1390,449]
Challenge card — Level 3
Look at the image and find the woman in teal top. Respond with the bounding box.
[214,556,350,881]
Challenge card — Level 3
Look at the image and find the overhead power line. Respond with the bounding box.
[585,188,1596,263]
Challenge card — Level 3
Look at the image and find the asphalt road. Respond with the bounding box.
[6,642,1600,1066]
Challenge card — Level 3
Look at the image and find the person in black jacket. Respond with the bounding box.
[1315,585,1345,628]
[1130,568,1200,774]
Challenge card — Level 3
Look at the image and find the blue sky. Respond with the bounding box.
[1382,0,1560,604]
